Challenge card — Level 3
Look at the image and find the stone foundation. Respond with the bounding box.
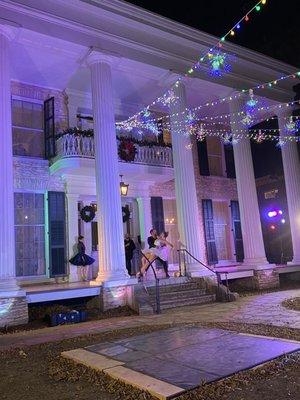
[253,269,279,290]
[0,295,28,328]
[100,285,134,312]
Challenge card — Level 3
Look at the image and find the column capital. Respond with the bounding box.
[85,48,120,68]
[275,105,293,119]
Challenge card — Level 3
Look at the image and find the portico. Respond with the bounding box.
[0,0,299,327]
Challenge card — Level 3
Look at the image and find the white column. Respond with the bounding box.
[66,193,80,282]
[137,196,152,249]
[230,96,268,266]
[170,81,207,274]
[87,52,128,283]
[277,109,300,263]
[0,27,21,294]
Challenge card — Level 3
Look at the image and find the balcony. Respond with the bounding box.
[54,134,173,167]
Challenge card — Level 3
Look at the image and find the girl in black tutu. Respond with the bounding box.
[69,235,95,281]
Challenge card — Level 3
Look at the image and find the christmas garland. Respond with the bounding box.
[80,205,96,223]
[122,206,130,223]
[56,128,171,148]
[118,139,137,162]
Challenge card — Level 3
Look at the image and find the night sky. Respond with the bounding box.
[126,0,300,68]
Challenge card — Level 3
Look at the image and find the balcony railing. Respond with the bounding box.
[54,134,173,167]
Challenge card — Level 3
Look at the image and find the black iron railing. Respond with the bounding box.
[139,252,161,314]
[177,248,230,299]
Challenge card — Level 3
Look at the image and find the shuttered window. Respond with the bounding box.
[48,191,66,276]
[44,97,56,159]
[202,199,218,264]
[230,200,244,262]
[151,197,165,234]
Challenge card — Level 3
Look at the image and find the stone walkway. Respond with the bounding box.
[0,288,299,351]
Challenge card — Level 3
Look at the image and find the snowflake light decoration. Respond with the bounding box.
[196,124,206,142]
[285,116,297,134]
[246,89,258,112]
[222,133,233,145]
[204,51,233,77]
[160,89,178,107]
[276,137,286,148]
[241,112,254,127]
[255,130,265,143]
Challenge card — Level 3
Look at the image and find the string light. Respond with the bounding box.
[120,0,268,126]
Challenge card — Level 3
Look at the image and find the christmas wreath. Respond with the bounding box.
[80,205,96,222]
[118,140,137,162]
[122,206,130,223]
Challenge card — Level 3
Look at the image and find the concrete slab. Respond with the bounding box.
[106,365,185,399]
[61,327,300,399]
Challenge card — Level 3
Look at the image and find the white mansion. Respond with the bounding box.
[0,0,300,327]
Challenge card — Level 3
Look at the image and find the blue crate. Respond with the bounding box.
[50,310,87,326]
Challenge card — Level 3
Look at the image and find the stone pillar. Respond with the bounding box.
[170,82,207,275]
[137,196,152,249]
[0,26,28,327]
[277,109,300,263]
[229,96,268,267]
[87,52,129,284]
[66,193,80,282]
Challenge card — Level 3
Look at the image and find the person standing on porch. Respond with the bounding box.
[69,235,95,281]
[147,229,157,249]
[124,233,136,276]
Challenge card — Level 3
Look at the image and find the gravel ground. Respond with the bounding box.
[282,297,300,311]
[0,322,299,400]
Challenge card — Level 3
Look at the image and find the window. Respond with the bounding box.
[12,99,44,158]
[14,193,46,277]
[206,136,224,176]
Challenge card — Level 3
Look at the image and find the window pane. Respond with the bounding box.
[207,136,222,156]
[13,127,45,158]
[14,193,46,277]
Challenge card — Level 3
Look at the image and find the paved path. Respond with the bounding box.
[0,289,299,351]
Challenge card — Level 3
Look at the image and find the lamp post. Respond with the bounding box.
[119,175,129,196]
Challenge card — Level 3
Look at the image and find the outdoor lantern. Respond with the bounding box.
[119,175,129,196]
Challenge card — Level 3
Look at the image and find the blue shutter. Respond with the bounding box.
[151,197,165,234]
[202,199,218,265]
[230,200,244,262]
[44,97,56,159]
[48,191,67,277]
[197,139,210,176]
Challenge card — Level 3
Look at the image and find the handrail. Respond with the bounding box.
[177,248,231,299]
[139,252,161,314]
[177,248,216,275]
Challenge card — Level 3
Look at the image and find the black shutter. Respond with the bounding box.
[202,199,218,264]
[48,191,66,277]
[197,139,210,176]
[151,197,165,234]
[230,200,244,262]
[92,221,98,252]
[44,97,56,159]
[224,144,236,178]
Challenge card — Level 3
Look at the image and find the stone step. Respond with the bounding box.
[148,288,207,301]
[146,282,201,294]
[154,294,216,310]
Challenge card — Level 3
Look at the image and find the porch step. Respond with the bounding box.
[146,282,204,294]
[148,287,207,301]
[146,278,216,311]
[150,294,216,310]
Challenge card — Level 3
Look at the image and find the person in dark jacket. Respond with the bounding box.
[124,234,136,276]
[147,229,157,249]
[69,235,95,281]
